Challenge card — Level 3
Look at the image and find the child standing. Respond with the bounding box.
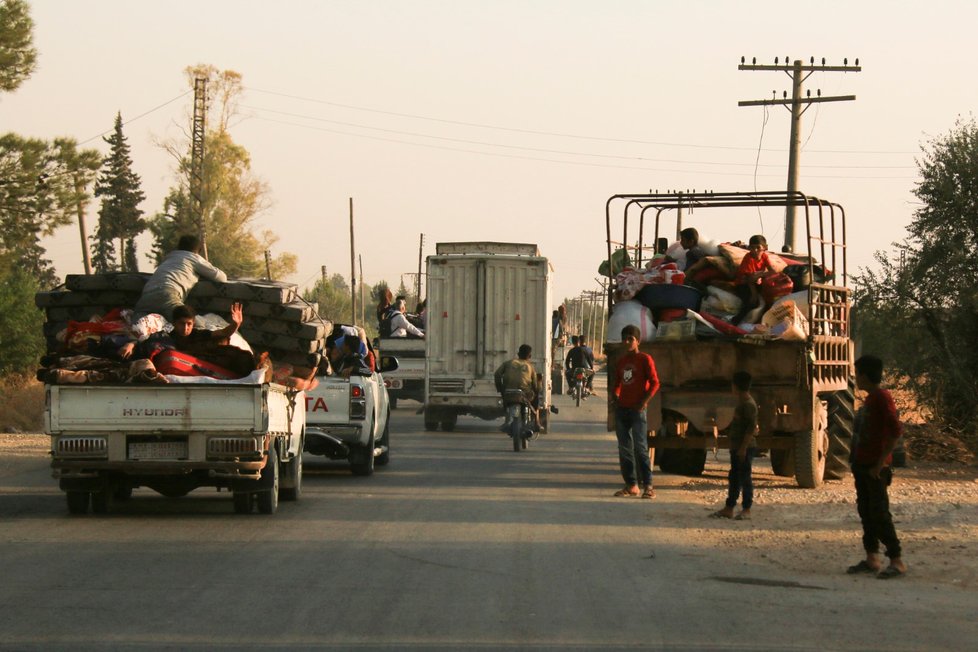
[847,355,907,579]
[732,235,774,325]
[712,371,757,520]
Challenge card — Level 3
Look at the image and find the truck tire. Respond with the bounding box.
[113,485,133,502]
[795,400,829,489]
[376,411,391,466]
[232,491,254,514]
[770,448,795,477]
[350,432,376,476]
[825,383,855,480]
[279,436,303,502]
[424,408,439,432]
[389,395,398,410]
[66,491,90,515]
[91,489,110,514]
[441,412,458,432]
[256,446,280,514]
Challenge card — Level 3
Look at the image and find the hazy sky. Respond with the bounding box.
[3,0,975,305]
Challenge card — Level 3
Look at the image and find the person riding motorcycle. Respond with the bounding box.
[494,344,540,432]
[565,336,595,394]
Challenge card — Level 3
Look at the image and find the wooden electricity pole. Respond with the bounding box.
[416,233,425,301]
[349,197,356,324]
[738,56,860,252]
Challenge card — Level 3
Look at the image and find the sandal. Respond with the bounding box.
[641,486,655,499]
[614,486,640,498]
[846,560,880,575]
[877,566,906,580]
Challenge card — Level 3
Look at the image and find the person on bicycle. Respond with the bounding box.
[565,335,595,393]
[494,344,540,432]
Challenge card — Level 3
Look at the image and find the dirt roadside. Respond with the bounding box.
[5,432,977,591]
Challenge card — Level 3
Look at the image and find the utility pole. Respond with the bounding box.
[190,76,208,258]
[74,175,93,275]
[264,250,272,279]
[738,56,860,252]
[416,233,425,301]
[349,197,356,324]
[359,254,365,325]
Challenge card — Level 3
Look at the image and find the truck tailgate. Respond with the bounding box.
[46,384,269,434]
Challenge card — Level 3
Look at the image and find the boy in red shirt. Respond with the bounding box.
[847,355,907,579]
[610,325,660,498]
[732,234,774,325]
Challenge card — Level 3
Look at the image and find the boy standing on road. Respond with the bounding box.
[610,325,659,499]
[712,371,757,520]
[847,355,907,579]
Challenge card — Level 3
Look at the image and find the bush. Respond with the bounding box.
[0,266,45,375]
[0,373,44,432]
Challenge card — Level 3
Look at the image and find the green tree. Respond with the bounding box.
[0,0,37,92]
[853,118,978,437]
[92,112,146,272]
[0,262,44,374]
[303,271,353,325]
[149,65,296,279]
[0,134,100,287]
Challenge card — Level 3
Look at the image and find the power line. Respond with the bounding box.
[244,85,916,156]
[78,90,192,146]
[250,114,915,180]
[241,104,914,170]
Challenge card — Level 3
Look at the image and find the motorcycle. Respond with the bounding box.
[571,367,591,407]
[502,389,534,452]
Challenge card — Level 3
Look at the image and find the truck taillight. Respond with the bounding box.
[350,385,366,419]
[351,385,364,398]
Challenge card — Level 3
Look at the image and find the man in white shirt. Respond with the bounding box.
[389,299,424,338]
[134,235,228,321]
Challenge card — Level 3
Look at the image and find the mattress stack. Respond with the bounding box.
[35,274,330,369]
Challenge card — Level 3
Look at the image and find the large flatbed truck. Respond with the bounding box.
[604,191,853,488]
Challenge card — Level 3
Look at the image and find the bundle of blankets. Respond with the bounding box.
[35,273,331,388]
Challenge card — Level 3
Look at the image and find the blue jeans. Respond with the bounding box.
[725,447,755,509]
[615,407,652,487]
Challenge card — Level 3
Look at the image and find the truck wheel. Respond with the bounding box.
[66,491,90,515]
[441,412,458,432]
[232,491,254,514]
[256,446,280,514]
[389,395,398,410]
[795,400,828,488]
[113,485,133,502]
[90,489,111,514]
[376,411,391,466]
[351,432,376,476]
[279,440,303,502]
[424,408,439,432]
[825,383,855,480]
[770,450,796,477]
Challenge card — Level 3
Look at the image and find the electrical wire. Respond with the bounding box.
[78,90,192,146]
[753,104,769,233]
[249,114,916,180]
[243,86,917,156]
[241,104,914,171]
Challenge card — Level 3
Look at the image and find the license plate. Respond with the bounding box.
[128,441,188,460]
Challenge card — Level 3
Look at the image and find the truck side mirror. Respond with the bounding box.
[379,355,400,374]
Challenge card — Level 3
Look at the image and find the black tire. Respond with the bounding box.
[521,434,528,450]
[795,400,828,489]
[389,394,398,410]
[279,437,303,502]
[441,412,458,432]
[90,490,110,514]
[256,446,280,514]
[575,384,582,407]
[510,414,522,452]
[351,432,376,476]
[157,488,190,498]
[423,408,439,432]
[825,383,855,480]
[113,485,133,502]
[376,411,391,466]
[232,491,253,514]
[66,491,90,515]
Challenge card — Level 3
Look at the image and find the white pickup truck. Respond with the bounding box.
[46,379,305,515]
[303,342,396,475]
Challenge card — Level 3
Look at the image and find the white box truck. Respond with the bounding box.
[423,242,553,432]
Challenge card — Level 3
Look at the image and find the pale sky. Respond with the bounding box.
[3,0,974,306]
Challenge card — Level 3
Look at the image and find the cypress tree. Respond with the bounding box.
[93,113,145,272]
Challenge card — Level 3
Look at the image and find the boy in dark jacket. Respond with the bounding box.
[712,371,757,520]
[847,355,907,579]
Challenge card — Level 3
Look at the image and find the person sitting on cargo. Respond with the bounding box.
[336,335,373,378]
[133,234,228,321]
[565,336,595,392]
[731,234,775,325]
[664,227,706,271]
[389,299,425,338]
[494,344,540,432]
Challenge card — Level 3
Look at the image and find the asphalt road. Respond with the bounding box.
[0,389,975,651]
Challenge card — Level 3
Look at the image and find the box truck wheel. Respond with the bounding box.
[232,491,254,514]
[424,407,439,431]
[441,412,458,432]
